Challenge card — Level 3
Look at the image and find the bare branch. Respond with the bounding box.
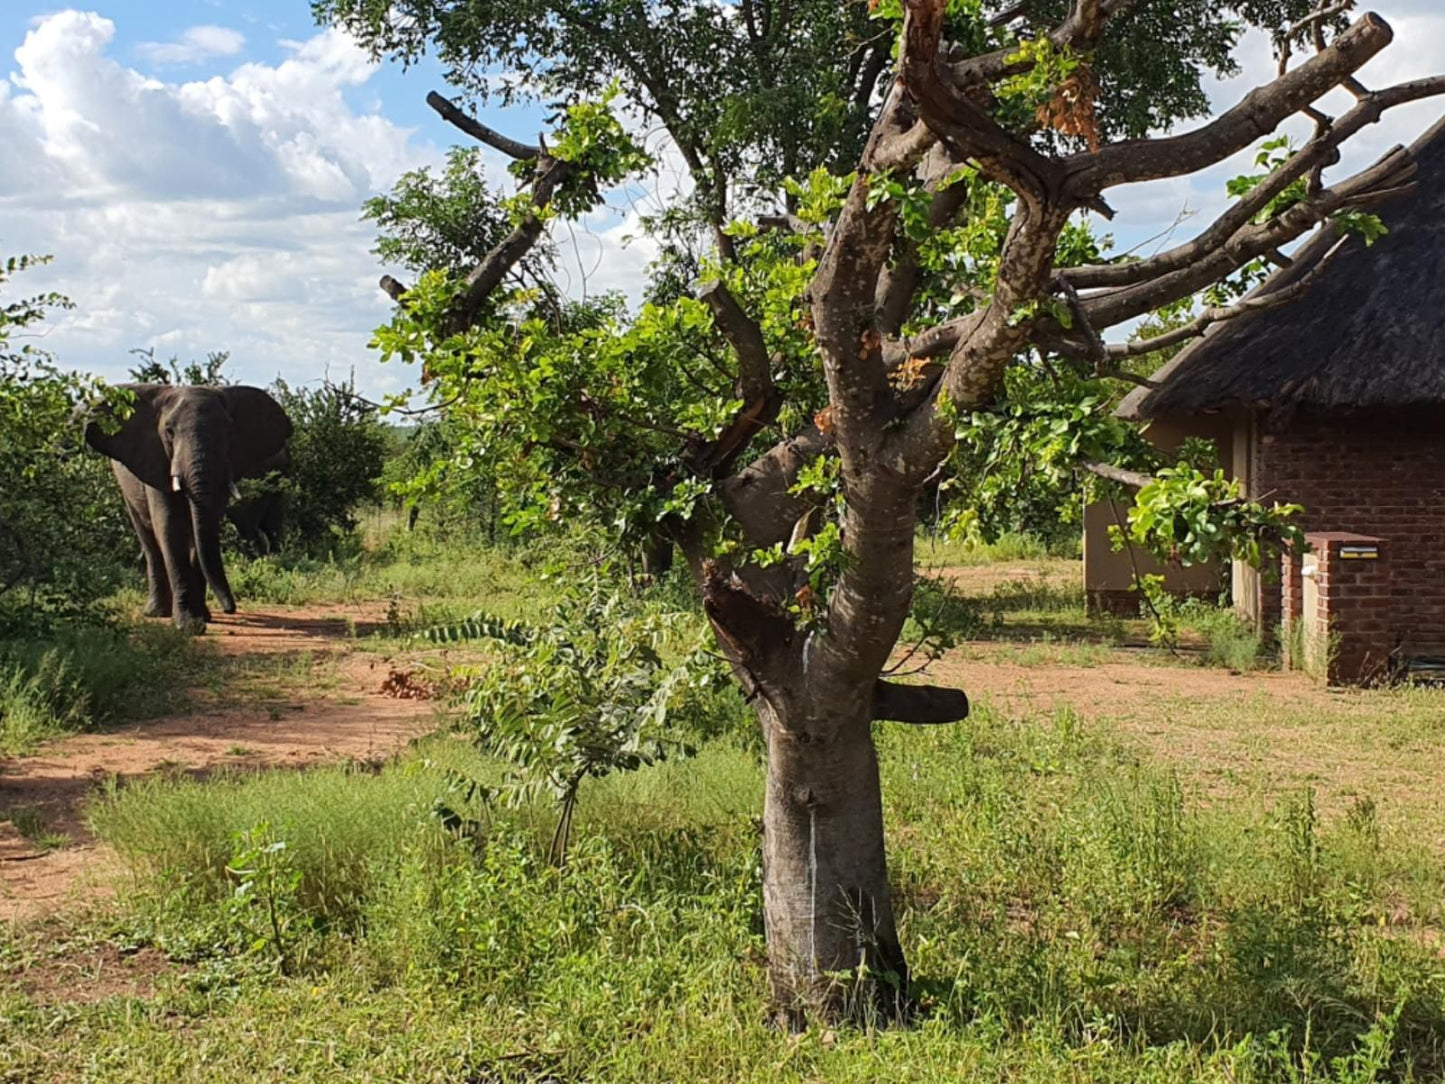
[379,275,409,302]
[1084,461,1153,489]
[954,0,1136,85]
[1104,236,1350,360]
[1063,13,1394,195]
[447,156,575,332]
[699,279,773,402]
[902,0,1062,203]
[988,1,1032,29]
[426,91,541,160]
[717,425,833,548]
[875,174,973,337]
[1081,139,1418,329]
[1063,75,1445,290]
[881,313,984,368]
[871,680,969,724]
[757,213,816,235]
[1052,275,1107,370]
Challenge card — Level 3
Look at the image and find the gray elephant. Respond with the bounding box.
[84,384,293,631]
[226,449,289,556]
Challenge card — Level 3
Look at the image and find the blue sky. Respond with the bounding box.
[2,2,1442,401]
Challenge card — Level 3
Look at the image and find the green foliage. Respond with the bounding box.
[363,146,529,279]
[127,346,231,388]
[993,37,1089,136]
[536,83,653,218]
[224,822,309,976]
[1226,136,1387,249]
[373,274,742,548]
[0,255,137,630]
[441,581,733,861]
[380,419,503,540]
[265,378,389,553]
[942,361,1152,546]
[1112,464,1305,570]
[1226,136,1308,220]
[314,0,892,203]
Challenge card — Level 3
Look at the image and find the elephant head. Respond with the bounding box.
[85,383,292,621]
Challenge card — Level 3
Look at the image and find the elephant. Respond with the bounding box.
[84,384,293,632]
[225,449,289,556]
[226,488,286,556]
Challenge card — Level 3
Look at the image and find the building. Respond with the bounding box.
[1087,114,1445,682]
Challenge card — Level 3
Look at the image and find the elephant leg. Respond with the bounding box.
[112,463,171,617]
[148,487,208,632]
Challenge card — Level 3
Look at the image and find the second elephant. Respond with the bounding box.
[86,383,293,631]
[226,449,289,556]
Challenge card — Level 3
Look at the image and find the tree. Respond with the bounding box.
[322,0,1445,1023]
[266,379,389,551]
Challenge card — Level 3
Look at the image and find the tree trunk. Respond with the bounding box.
[760,698,907,1027]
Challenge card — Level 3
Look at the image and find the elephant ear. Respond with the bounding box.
[83,384,173,491]
[224,386,294,480]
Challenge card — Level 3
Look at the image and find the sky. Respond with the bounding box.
[2,1,1442,402]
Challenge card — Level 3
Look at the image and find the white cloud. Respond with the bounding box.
[0,10,438,397]
[136,25,245,66]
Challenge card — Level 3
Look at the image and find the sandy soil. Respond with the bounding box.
[0,605,441,923]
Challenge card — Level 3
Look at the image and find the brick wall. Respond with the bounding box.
[1283,532,1392,683]
[1253,410,1445,658]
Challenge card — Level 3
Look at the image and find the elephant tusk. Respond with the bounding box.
[230,482,241,502]
[171,475,183,493]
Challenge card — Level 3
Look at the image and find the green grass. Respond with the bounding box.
[2,805,72,852]
[4,701,1441,1081]
[1178,601,1266,671]
[918,531,1080,566]
[4,530,1441,1079]
[0,623,209,755]
[226,532,571,619]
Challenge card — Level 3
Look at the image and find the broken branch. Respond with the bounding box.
[426,91,542,160]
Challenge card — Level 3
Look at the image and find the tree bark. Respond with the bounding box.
[760,698,906,1028]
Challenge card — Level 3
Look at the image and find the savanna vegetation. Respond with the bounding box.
[5,0,1445,1079]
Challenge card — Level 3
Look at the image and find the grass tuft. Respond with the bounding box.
[0,624,205,754]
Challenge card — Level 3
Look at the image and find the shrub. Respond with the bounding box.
[0,256,137,632]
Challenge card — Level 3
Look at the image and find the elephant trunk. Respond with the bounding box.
[180,457,237,616]
[190,498,236,615]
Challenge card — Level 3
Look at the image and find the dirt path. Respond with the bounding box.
[927,643,1445,851]
[0,605,442,923]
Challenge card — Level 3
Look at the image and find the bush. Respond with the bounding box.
[431,579,743,862]
[0,256,137,632]
[265,378,389,553]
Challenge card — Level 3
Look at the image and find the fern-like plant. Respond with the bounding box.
[428,581,720,864]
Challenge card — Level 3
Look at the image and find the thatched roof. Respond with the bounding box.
[1118,114,1445,421]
